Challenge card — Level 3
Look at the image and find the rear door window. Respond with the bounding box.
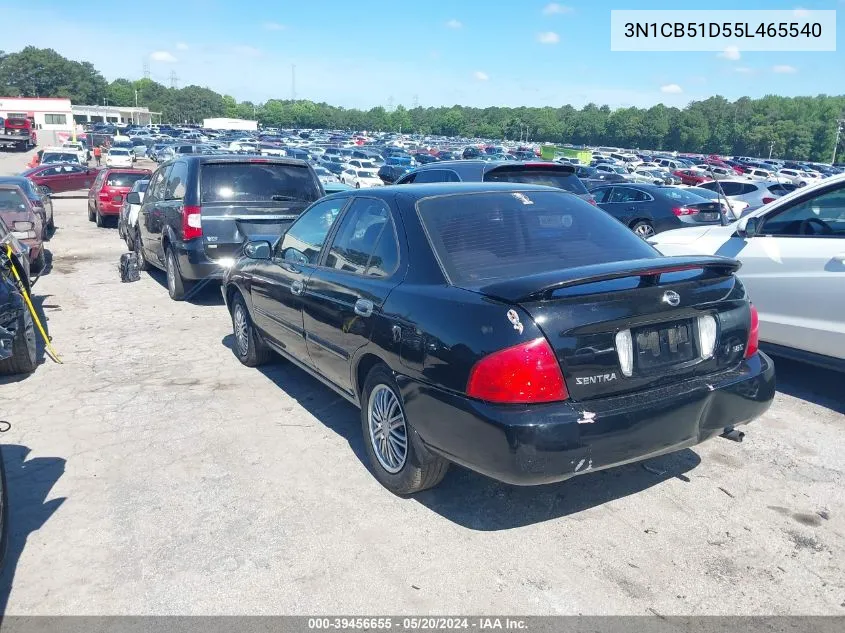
[165,161,188,200]
[201,162,321,204]
[483,166,588,195]
[591,187,612,203]
[416,190,656,285]
[324,198,398,277]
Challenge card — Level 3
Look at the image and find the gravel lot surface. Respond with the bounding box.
[0,149,842,615]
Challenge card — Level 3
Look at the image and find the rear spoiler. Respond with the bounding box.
[478,256,741,303]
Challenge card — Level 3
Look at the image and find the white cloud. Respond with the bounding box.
[473,71,489,81]
[794,7,810,17]
[735,66,754,73]
[773,64,797,73]
[660,83,683,94]
[718,46,741,61]
[175,42,189,51]
[445,19,463,29]
[263,22,286,31]
[233,45,262,58]
[543,3,573,15]
[537,31,560,44]
[150,51,177,63]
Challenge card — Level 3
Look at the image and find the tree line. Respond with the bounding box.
[1,47,843,161]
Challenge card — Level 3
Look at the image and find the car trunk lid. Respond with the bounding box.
[478,256,752,401]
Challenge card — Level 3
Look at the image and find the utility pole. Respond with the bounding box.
[291,65,296,101]
[768,140,775,159]
[832,119,844,164]
[143,60,150,79]
[169,71,179,89]
[135,90,139,107]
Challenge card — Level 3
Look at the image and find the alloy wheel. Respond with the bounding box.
[233,304,249,357]
[367,384,408,474]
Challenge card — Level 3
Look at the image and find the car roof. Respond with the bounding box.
[327,181,565,202]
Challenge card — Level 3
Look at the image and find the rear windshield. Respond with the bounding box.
[659,188,710,203]
[483,167,588,195]
[200,162,322,204]
[107,173,149,187]
[416,190,656,285]
[43,153,78,163]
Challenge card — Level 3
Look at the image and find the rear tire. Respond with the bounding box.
[631,220,655,239]
[0,307,37,376]
[165,247,189,301]
[231,293,272,367]
[95,208,106,227]
[88,203,95,222]
[360,364,449,495]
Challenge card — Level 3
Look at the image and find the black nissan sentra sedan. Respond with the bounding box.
[222,183,775,495]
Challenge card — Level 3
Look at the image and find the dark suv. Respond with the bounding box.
[130,155,324,300]
[395,161,595,204]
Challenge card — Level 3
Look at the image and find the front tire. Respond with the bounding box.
[231,293,271,367]
[360,364,449,495]
[31,249,46,274]
[165,247,189,300]
[0,307,37,376]
[38,185,51,196]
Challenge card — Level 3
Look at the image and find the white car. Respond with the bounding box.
[118,178,150,249]
[346,159,378,170]
[649,174,845,370]
[313,166,340,184]
[745,167,775,182]
[681,185,749,220]
[62,142,89,163]
[341,168,382,188]
[105,148,134,167]
[777,168,821,188]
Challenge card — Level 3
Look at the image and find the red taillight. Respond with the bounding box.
[466,337,569,404]
[745,305,759,359]
[182,205,203,240]
[672,206,700,216]
[761,197,776,204]
[588,197,597,206]
[98,189,110,201]
[249,158,270,163]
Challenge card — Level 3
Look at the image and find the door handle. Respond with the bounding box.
[354,299,374,317]
[290,280,304,295]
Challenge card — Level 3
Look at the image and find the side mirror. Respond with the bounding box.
[126,192,142,205]
[736,216,760,238]
[244,240,272,260]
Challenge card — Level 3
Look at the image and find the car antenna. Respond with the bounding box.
[703,161,731,225]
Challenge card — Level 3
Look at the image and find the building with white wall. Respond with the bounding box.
[71,105,160,126]
[0,97,74,132]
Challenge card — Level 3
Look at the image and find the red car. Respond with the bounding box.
[87,168,151,227]
[672,169,713,186]
[0,184,45,272]
[22,163,100,195]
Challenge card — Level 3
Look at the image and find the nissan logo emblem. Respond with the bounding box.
[662,290,681,307]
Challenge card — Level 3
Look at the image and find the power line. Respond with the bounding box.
[169,70,179,89]
[142,60,150,79]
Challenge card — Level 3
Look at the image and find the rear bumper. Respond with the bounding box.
[173,239,230,281]
[398,352,775,485]
[98,202,122,215]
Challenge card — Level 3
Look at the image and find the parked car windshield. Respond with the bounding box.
[0,187,28,210]
[416,190,656,285]
[200,162,322,203]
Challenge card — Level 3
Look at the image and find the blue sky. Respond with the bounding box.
[1,0,841,109]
